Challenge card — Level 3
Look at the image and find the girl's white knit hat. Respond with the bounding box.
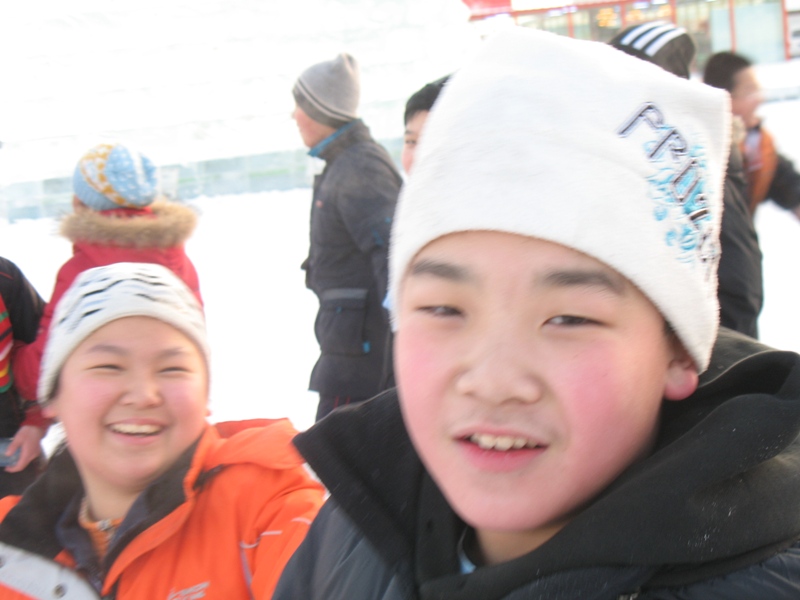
[388,28,730,371]
[38,262,209,403]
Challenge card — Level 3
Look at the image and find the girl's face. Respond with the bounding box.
[44,316,209,506]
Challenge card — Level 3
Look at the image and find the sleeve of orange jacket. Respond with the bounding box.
[243,465,324,599]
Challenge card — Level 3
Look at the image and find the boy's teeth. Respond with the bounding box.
[110,423,161,435]
[469,433,532,451]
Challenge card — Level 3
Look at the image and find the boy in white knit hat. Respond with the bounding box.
[0,263,323,599]
[275,28,800,599]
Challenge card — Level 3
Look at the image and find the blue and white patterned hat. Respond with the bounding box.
[389,28,730,371]
[73,143,158,210]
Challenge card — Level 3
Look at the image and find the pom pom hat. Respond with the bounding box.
[38,262,209,403]
[73,143,158,211]
[388,28,731,372]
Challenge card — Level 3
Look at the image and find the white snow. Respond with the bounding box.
[0,3,798,448]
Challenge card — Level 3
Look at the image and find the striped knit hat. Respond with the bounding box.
[38,263,208,403]
[609,21,696,80]
[73,143,159,211]
[293,53,360,129]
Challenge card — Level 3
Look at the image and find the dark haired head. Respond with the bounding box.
[703,51,752,93]
[404,76,450,125]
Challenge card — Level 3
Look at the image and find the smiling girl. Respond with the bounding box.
[0,262,323,599]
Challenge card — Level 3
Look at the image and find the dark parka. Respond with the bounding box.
[274,329,800,599]
[717,144,763,338]
[0,258,45,498]
[304,119,402,399]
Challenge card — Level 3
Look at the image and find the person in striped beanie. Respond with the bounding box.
[0,262,323,599]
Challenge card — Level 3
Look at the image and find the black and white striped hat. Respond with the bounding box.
[38,262,209,403]
[609,21,696,79]
[293,53,360,129]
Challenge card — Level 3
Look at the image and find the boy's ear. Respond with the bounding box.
[663,344,699,402]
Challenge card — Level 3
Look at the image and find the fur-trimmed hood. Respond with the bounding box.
[60,200,197,248]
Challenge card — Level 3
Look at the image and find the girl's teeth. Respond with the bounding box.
[110,423,161,435]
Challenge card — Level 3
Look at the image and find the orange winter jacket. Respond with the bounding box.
[0,420,324,599]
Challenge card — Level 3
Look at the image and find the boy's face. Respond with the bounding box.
[401,110,429,174]
[730,66,762,129]
[44,316,209,508]
[395,231,697,563]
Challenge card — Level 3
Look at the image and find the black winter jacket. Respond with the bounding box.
[717,144,763,338]
[0,258,43,438]
[275,328,800,599]
[303,120,402,399]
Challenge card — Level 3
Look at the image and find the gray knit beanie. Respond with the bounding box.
[39,262,209,404]
[293,53,360,129]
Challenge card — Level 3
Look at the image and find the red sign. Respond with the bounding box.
[461,0,513,18]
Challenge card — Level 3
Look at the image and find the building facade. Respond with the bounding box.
[462,0,800,67]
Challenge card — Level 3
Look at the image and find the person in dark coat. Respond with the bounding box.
[274,29,800,599]
[611,22,764,338]
[0,257,45,497]
[704,50,800,220]
[292,53,402,421]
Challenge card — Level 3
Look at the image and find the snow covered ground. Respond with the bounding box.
[0,10,798,444]
[2,150,799,448]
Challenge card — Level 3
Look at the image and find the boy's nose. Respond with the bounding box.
[455,335,543,405]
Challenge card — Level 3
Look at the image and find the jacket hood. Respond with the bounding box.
[294,328,800,595]
[60,200,197,249]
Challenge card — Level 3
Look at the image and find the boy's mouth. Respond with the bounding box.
[467,433,541,451]
[108,423,163,436]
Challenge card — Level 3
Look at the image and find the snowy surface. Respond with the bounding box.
[0,4,798,447]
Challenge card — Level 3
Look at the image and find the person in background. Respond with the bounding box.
[381,75,451,391]
[401,75,449,174]
[292,53,402,421]
[0,257,45,497]
[611,22,764,338]
[274,29,800,598]
[0,262,324,599]
[704,51,800,220]
[13,143,202,404]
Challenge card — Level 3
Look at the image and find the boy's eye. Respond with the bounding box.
[546,315,598,326]
[404,138,417,147]
[419,305,462,317]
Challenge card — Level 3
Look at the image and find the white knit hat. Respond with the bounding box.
[39,262,209,403]
[389,28,730,371]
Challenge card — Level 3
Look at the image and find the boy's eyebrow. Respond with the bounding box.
[409,259,471,282]
[539,269,627,295]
